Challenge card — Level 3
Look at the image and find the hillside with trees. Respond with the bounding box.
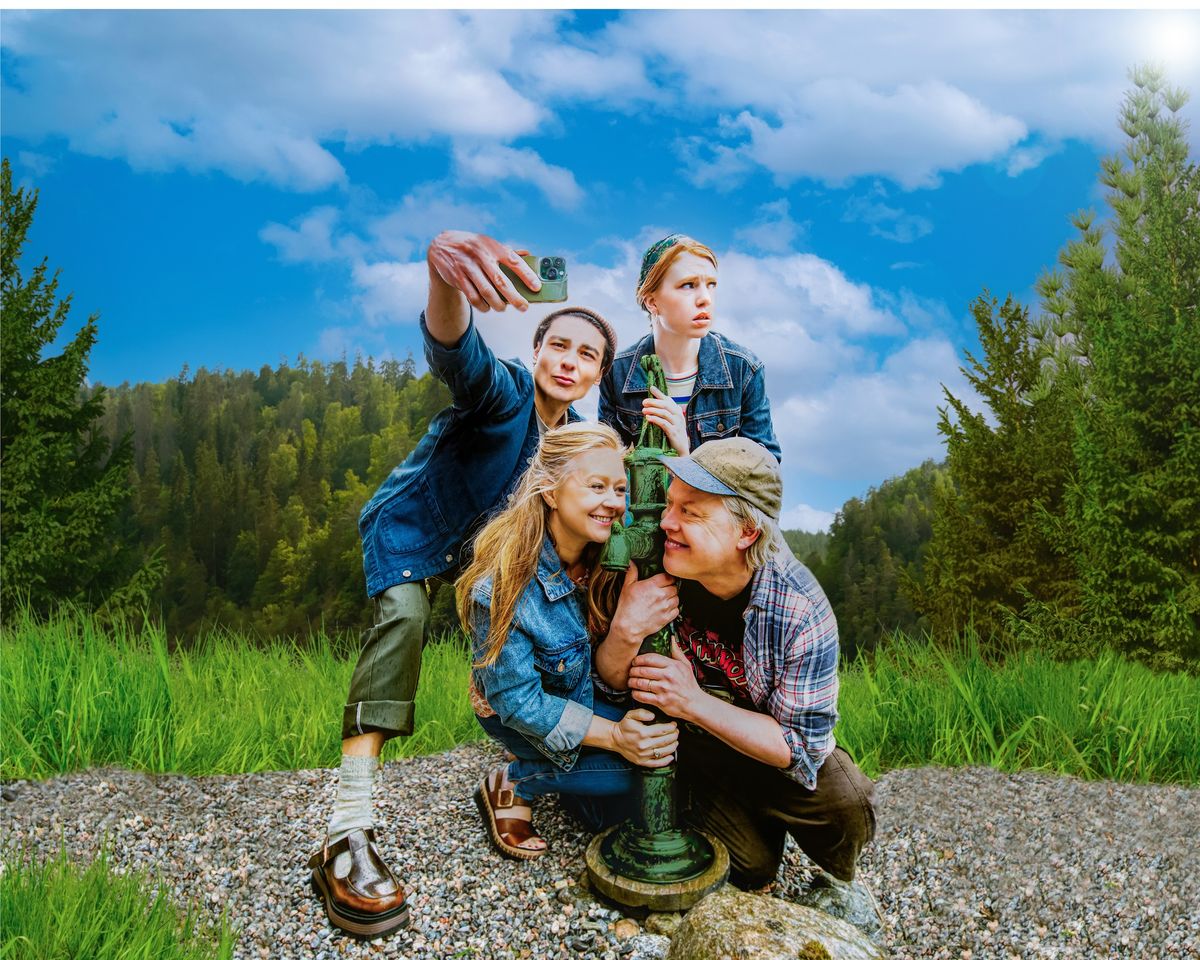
[95,359,452,639]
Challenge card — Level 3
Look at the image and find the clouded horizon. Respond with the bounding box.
[4,9,1198,530]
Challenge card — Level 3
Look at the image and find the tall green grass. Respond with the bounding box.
[0,845,235,960]
[1,606,483,779]
[3,610,1197,784]
[837,631,1200,784]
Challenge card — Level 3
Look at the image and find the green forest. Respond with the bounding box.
[2,68,1198,670]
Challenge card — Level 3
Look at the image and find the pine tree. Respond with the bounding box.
[0,158,134,615]
[913,292,1077,646]
[1060,67,1200,668]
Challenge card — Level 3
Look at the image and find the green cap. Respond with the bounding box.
[659,438,782,521]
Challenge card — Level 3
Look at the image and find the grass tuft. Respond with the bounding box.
[836,629,1200,784]
[1,605,483,779]
[0,845,235,960]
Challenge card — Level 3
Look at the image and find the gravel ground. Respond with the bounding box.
[2,741,1197,959]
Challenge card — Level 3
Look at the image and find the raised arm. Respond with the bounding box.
[424,231,543,347]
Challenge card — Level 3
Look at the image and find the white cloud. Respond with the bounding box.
[734,199,806,254]
[453,144,584,211]
[261,207,360,263]
[843,185,934,243]
[608,9,1200,188]
[726,81,1025,190]
[513,39,652,102]
[1006,142,1058,177]
[717,250,906,345]
[780,503,835,534]
[351,260,430,327]
[773,338,970,483]
[367,185,497,262]
[6,9,1197,196]
[1,10,552,190]
[16,150,56,178]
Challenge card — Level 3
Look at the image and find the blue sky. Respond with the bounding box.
[3,9,1198,529]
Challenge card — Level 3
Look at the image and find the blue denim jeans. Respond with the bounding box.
[476,696,637,832]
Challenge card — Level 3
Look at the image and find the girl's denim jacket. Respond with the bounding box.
[598,331,781,462]
[469,535,594,771]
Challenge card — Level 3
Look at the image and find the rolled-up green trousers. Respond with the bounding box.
[341,581,431,742]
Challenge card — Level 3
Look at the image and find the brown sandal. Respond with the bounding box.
[474,765,548,860]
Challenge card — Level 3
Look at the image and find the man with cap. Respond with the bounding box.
[594,437,881,936]
[309,230,618,938]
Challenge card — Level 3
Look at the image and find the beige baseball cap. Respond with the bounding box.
[659,438,782,520]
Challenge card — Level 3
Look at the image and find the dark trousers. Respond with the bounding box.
[341,582,430,741]
[677,726,876,888]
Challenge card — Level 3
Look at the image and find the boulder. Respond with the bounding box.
[667,886,884,960]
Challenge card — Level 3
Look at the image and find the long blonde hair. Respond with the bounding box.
[457,422,626,667]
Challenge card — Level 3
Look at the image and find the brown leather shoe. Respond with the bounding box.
[474,764,548,860]
[309,828,409,937]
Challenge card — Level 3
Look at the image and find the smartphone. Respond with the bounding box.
[499,252,568,303]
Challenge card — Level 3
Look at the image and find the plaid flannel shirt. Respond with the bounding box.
[739,552,840,789]
[595,551,840,789]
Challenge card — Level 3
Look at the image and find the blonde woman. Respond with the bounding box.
[599,234,781,461]
[458,422,679,859]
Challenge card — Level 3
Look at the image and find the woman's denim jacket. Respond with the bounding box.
[598,331,781,462]
[469,535,595,771]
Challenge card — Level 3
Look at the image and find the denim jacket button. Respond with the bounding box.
[557,660,565,672]
[717,421,725,431]
[445,554,453,563]
[402,570,412,578]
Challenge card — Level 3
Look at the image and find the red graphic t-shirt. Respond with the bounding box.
[675,578,754,706]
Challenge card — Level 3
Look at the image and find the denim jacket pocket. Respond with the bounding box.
[377,474,450,554]
[695,410,743,440]
[533,636,590,696]
[608,403,644,444]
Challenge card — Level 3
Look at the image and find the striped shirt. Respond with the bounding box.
[665,367,697,406]
[732,552,841,789]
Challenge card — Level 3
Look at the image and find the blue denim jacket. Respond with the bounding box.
[359,313,580,597]
[469,535,595,771]
[597,332,781,462]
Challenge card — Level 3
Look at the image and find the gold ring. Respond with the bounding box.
[653,749,660,759]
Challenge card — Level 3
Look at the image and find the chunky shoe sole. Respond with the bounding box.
[311,865,410,938]
[474,785,548,861]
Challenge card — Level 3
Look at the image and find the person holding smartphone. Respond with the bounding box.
[309,231,618,938]
[599,234,781,462]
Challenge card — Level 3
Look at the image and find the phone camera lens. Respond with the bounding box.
[553,257,564,269]
[540,258,552,270]
[545,267,559,281]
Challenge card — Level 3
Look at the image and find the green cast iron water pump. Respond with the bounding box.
[595,354,719,885]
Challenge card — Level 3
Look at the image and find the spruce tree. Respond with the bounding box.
[1059,67,1200,668]
[914,292,1077,646]
[1,158,133,615]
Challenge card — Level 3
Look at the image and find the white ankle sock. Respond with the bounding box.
[327,754,377,844]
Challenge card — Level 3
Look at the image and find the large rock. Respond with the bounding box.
[667,886,884,960]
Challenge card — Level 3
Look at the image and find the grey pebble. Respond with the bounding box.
[2,741,1197,959]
